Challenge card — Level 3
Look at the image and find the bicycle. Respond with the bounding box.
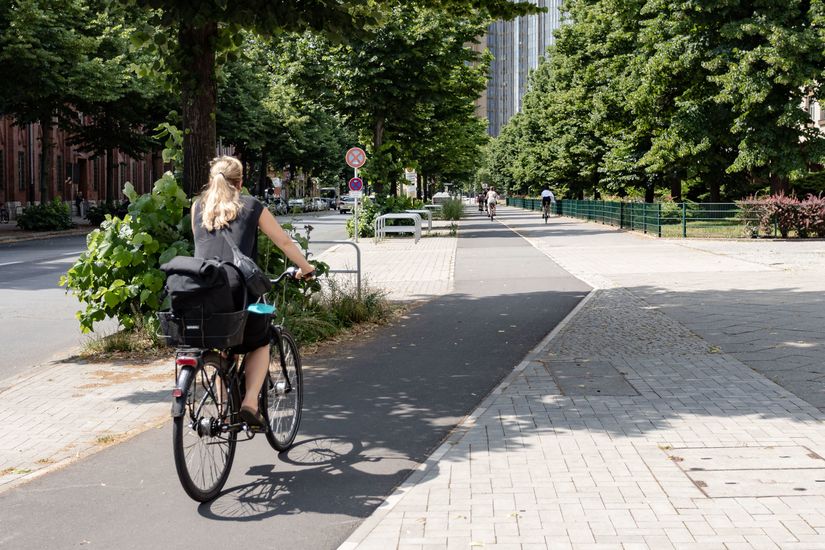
[164,268,304,502]
[542,202,551,224]
[488,201,496,221]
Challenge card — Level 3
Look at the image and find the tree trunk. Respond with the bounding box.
[770,173,788,195]
[237,145,248,188]
[39,118,53,202]
[670,178,681,202]
[709,180,721,203]
[645,180,655,203]
[372,116,385,195]
[179,22,218,197]
[258,150,268,197]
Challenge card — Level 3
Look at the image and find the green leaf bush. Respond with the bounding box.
[16,199,73,231]
[439,198,464,221]
[85,202,130,227]
[60,174,192,332]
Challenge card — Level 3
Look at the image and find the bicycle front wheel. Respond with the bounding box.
[172,353,237,502]
[263,328,303,451]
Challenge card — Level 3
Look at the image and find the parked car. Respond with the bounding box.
[311,197,327,211]
[432,191,451,204]
[339,195,356,213]
[288,198,305,212]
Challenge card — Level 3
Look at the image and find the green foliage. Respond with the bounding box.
[491,0,825,202]
[153,122,184,172]
[120,0,538,194]
[283,5,494,195]
[16,199,73,231]
[60,174,192,332]
[85,202,129,226]
[440,199,464,221]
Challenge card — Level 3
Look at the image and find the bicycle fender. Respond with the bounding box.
[171,366,196,418]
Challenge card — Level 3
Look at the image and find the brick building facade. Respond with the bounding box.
[0,117,164,217]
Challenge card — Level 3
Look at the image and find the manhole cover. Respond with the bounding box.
[544,361,639,396]
[665,446,825,498]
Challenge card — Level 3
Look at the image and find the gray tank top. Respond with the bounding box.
[193,195,264,262]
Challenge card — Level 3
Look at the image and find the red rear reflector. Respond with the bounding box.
[172,388,183,398]
[176,357,198,367]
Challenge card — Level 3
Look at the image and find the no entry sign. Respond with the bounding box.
[345,147,366,169]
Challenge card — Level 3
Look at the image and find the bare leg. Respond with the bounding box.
[241,344,270,412]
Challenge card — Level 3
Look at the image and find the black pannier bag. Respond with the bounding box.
[157,256,248,348]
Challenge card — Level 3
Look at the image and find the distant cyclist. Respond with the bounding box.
[486,187,499,219]
[541,191,556,215]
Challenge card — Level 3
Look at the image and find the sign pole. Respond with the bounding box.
[354,167,359,243]
[345,147,367,244]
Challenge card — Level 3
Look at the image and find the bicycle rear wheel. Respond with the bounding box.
[263,328,303,451]
[172,353,237,502]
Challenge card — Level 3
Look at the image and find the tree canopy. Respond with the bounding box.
[488,0,825,202]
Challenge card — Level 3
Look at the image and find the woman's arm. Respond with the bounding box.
[258,208,315,278]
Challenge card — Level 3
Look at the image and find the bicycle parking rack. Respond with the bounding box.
[404,209,432,233]
[374,213,422,244]
[308,240,362,299]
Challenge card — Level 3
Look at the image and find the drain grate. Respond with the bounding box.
[665,446,825,498]
[543,361,639,396]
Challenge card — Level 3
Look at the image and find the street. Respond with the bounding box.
[0,235,118,382]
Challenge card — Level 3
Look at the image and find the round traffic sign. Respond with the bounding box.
[348,177,364,192]
[345,147,366,168]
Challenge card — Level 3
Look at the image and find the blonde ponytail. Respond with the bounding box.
[199,156,244,231]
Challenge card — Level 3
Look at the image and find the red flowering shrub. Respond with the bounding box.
[760,194,799,238]
[799,195,825,238]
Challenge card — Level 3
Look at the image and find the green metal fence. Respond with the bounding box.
[505,198,773,238]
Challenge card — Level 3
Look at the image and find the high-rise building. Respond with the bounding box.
[485,1,564,137]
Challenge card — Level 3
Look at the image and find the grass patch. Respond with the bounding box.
[439,199,464,221]
[79,326,169,362]
[283,280,397,346]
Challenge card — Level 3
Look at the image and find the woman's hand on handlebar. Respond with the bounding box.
[296,267,316,281]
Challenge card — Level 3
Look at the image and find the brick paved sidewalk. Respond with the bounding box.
[316,222,458,302]
[341,208,825,549]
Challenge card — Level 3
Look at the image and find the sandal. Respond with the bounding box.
[239,405,266,428]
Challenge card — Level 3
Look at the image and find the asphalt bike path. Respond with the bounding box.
[0,208,590,550]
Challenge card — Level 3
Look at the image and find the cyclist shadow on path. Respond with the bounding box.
[198,436,423,522]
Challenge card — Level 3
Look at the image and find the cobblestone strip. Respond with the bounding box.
[342,290,825,548]
[0,358,171,493]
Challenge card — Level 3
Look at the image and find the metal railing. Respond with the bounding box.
[304,240,362,298]
[506,198,778,239]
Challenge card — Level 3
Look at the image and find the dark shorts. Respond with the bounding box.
[232,307,271,354]
[542,196,553,206]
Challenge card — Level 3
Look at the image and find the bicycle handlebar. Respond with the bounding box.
[269,266,316,285]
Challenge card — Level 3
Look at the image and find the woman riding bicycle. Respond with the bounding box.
[192,156,314,428]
